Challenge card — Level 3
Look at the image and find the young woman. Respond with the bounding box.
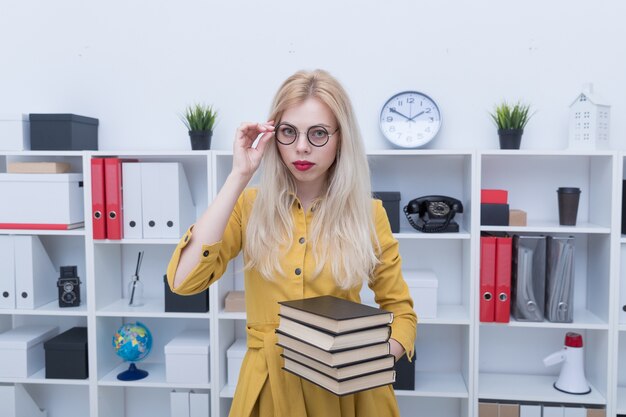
[167,69,416,417]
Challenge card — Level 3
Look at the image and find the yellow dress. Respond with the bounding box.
[166,188,417,417]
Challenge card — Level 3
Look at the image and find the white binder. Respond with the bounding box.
[170,390,190,417]
[141,162,195,239]
[520,404,542,417]
[0,236,15,309]
[122,162,143,239]
[544,405,564,417]
[14,236,57,309]
[0,383,47,417]
[189,392,209,417]
[564,407,587,417]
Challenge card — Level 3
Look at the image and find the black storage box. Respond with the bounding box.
[29,113,99,150]
[373,191,401,233]
[392,354,415,390]
[622,180,626,235]
[481,203,509,226]
[43,327,88,379]
[164,274,210,313]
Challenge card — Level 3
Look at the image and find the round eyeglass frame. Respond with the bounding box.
[274,122,339,147]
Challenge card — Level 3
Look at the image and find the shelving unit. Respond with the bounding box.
[0,148,623,416]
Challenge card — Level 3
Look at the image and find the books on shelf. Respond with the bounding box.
[276,295,395,396]
[278,295,393,334]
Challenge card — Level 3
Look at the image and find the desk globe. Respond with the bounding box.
[112,321,153,381]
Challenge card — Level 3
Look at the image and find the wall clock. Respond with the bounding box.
[379,91,442,148]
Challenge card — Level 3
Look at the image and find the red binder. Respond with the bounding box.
[91,158,107,239]
[495,237,513,323]
[480,236,497,322]
[104,158,137,240]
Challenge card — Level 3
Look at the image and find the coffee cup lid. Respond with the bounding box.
[557,187,581,194]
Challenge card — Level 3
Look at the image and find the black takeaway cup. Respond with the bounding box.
[557,187,581,226]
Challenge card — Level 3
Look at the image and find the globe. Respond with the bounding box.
[112,321,153,381]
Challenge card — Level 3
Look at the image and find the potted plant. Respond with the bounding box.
[490,101,533,150]
[181,104,218,150]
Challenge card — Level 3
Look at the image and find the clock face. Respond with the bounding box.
[379,91,442,148]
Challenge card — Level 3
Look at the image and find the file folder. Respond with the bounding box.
[563,406,586,417]
[170,390,190,417]
[189,392,210,417]
[543,405,564,417]
[122,162,143,239]
[495,236,512,323]
[104,158,124,240]
[0,236,16,309]
[90,158,107,239]
[478,402,498,417]
[480,236,497,322]
[511,235,546,322]
[14,235,57,309]
[546,236,575,323]
[499,403,520,417]
[141,162,195,239]
[520,404,541,417]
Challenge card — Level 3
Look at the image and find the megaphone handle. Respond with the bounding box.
[543,349,566,367]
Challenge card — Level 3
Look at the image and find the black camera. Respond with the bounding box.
[57,266,81,308]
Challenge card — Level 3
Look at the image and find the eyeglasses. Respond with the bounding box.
[274,122,339,147]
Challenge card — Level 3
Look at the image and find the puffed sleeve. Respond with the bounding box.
[368,199,417,360]
[165,189,248,295]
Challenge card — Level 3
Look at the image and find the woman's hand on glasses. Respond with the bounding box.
[232,121,274,180]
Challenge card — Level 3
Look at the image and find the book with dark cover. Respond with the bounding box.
[282,349,395,380]
[392,354,415,390]
[282,356,396,396]
[278,295,393,335]
[277,316,391,352]
[276,331,391,367]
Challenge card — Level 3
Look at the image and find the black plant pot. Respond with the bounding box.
[189,130,213,150]
[498,128,523,150]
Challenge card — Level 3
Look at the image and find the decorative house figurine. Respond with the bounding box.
[568,83,610,150]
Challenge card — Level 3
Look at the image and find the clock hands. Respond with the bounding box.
[389,108,415,122]
[408,110,426,122]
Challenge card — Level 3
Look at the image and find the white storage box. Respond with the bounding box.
[404,269,438,319]
[0,325,59,378]
[0,173,84,229]
[227,338,247,386]
[0,114,30,151]
[164,329,210,384]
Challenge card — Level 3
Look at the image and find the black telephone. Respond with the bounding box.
[403,196,464,233]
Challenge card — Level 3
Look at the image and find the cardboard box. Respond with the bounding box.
[0,325,59,378]
[29,113,98,151]
[0,114,30,151]
[8,162,71,173]
[509,209,527,226]
[0,173,84,229]
[403,269,438,318]
[227,338,247,386]
[224,291,245,312]
[165,329,210,384]
[44,327,88,379]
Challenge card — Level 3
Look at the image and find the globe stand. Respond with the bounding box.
[117,363,149,381]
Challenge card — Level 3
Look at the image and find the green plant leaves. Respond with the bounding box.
[182,104,218,132]
[490,101,533,130]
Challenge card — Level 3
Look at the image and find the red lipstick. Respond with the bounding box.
[293,160,315,171]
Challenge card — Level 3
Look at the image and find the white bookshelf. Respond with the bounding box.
[1,149,624,417]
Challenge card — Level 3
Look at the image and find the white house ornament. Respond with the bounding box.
[568,83,610,150]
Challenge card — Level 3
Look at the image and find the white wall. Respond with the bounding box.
[1,0,624,151]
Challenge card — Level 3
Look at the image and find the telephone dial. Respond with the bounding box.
[403,196,464,233]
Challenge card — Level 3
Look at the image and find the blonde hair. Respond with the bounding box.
[244,69,380,289]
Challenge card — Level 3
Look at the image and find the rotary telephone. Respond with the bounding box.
[403,195,464,233]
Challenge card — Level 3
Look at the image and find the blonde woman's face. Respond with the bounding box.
[276,98,339,191]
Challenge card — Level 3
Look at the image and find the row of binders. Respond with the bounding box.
[479,402,604,417]
[91,158,196,239]
[276,295,396,396]
[480,234,575,323]
[0,235,57,309]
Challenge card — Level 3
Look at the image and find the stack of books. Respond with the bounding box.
[276,295,396,396]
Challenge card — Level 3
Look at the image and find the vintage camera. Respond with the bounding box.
[57,266,81,307]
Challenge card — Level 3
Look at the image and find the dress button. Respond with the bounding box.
[295,268,302,276]
[299,237,305,244]
[297,203,301,209]
[203,250,210,257]
[184,235,189,242]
